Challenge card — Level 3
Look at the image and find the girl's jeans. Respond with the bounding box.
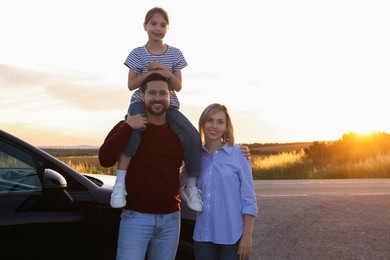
[124,101,201,177]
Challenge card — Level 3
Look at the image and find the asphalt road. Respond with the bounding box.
[252,179,390,260]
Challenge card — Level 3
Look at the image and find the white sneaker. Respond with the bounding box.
[110,183,127,208]
[181,187,203,212]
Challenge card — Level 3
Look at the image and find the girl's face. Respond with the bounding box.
[144,13,168,42]
[203,110,227,143]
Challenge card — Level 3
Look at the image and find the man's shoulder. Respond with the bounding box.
[112,120,132,131]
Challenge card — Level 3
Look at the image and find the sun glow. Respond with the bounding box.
[1,0,390,146]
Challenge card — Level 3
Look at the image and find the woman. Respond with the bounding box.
[190,103,258,260]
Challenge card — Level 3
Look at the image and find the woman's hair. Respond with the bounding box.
[198,103,235,145]
[144,7,170,25]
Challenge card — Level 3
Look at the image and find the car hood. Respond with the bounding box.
[83,173,115,189]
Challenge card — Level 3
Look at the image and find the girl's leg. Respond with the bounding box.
[166,108,202,176]
[111,101,145,208]
[166,108,203,212]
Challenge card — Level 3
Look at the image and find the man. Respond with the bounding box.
[99,73,184,260]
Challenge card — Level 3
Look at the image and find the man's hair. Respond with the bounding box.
[140,73,173,93]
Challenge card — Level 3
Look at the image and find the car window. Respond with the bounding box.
[0,141,41,194]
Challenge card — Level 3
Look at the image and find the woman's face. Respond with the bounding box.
[203,110,227,142]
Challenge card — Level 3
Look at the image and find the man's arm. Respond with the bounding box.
[239,144,251,160]
[99,114,147,167]
[98,122,133,167]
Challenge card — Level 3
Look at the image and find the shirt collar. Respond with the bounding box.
[202,143,233,155]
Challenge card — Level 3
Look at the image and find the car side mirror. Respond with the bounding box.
[42,169,73,202]
[43,169,67,189]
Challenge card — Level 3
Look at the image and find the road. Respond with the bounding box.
[252,179,390,260]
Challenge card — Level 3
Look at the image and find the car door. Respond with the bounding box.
[0,139,109,260]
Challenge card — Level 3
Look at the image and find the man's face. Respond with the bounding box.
[142,80,171,116]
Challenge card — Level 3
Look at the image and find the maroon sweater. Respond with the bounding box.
[99,121,184,213]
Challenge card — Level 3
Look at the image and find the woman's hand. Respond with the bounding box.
[238,233,252,260]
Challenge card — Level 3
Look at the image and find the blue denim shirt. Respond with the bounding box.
[193,143,258,244]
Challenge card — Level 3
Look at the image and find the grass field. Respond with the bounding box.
[248,142,312,156]
[43,141,390,180]
[44,143,309,178]
[56,155,117,176]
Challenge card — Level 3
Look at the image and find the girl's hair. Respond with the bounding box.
[198,103,235,145]
[144,7,170,25]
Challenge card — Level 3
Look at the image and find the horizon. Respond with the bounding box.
[37,141,315,149]
[21,130,387,149]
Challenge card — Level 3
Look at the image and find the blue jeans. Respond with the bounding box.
[123,102,201,177]
[116,210,181,260]
[123,101,145,156]
[194,241,239,260]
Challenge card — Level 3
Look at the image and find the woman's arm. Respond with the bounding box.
[238,214,255,260]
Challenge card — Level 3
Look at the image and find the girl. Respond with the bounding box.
[110,7,203,212]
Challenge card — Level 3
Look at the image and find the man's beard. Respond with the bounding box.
[145,101,169,116]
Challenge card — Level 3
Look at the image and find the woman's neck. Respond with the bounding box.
[205,139,225,155]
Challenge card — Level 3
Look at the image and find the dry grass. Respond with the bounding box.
[57,156,116,175]
[251,149,306,169]
[53,144,390,180]
[249,142,311,155]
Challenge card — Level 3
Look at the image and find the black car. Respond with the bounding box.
[0,129,195,260]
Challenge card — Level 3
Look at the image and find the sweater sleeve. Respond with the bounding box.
[98,121,134,168]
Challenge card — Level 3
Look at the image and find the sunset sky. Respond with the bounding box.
[1,0,389,147]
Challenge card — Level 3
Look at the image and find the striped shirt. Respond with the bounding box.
[124,45,188,109]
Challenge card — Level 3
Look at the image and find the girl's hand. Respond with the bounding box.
[125,114,147,129]
[148,61,167,71]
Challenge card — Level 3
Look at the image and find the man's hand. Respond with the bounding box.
[125,114,147,129]
[239,144,251,160]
